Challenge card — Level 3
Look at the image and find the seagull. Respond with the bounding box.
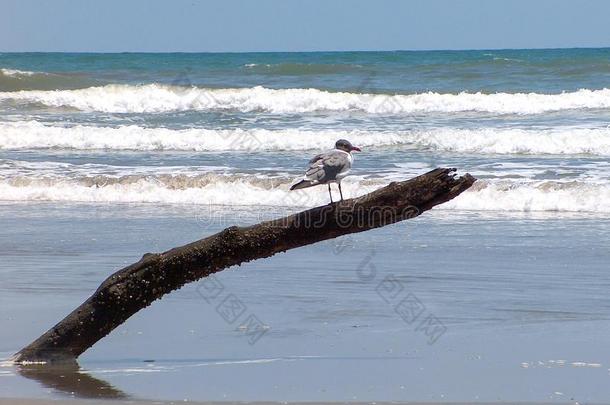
[290,139,361,203]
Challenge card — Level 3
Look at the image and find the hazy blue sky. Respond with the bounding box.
[1,0,610,52]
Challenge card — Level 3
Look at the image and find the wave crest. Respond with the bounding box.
[0,68,95,91]
[0,172,374,206]
[0,121,406,151]
[408,127,610,155]
[3,121,610,155]
[446,180,610,213]
[2,84,610,114]
[1,169,609,213]
[0,68,41,77]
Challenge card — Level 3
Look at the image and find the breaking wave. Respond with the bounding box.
[1,166,609,213]
[2,84,610,114]
[406,127,610,155]
[0,121,406,152]
[3,121,610,155]
[0,67,95,91]
[0,171,378,206]
[445,180,610,213]
[0,68,40,77]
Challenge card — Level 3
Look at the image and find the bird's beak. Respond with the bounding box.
[351,146,362,152]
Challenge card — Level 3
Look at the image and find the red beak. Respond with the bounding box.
[351,146,361,152]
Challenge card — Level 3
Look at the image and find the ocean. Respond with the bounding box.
[1,49,610,403]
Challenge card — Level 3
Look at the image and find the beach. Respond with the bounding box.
[1,50,610,403]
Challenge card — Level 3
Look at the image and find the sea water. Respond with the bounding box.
[1,50,610,402]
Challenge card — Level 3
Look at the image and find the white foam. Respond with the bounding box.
[523,359,603,369]
[0,169,379,206]
[445,180,610,213]
[408,127,610,155]
[0,121,406,152]
[0,360,15,368]
[90,367,165,374]
[88,357,298,376]
[2,84,610,114]
[0,68,40,77]
[1,169,610,213]
[3,121,610,155]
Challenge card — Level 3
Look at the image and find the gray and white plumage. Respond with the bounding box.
[290,139,361,202]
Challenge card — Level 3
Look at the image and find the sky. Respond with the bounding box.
[1,0,610,52]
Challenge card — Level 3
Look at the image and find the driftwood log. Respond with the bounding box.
[13,168,475,363]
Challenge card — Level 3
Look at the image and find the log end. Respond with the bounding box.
[12,348,77,365]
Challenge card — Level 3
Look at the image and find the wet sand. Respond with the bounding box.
[2,205,610,402]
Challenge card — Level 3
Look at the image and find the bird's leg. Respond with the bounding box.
[338,182,344,201]
[328,183,333,204]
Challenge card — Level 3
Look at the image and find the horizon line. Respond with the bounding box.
[2,45,610,54]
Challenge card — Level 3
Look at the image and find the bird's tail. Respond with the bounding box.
[290,180,314,190]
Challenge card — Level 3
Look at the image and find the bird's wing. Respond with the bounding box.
[304,150,351,183]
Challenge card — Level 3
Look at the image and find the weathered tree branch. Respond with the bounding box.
[13,168,475,363]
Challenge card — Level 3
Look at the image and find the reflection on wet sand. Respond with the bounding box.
[17,362,127,399]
